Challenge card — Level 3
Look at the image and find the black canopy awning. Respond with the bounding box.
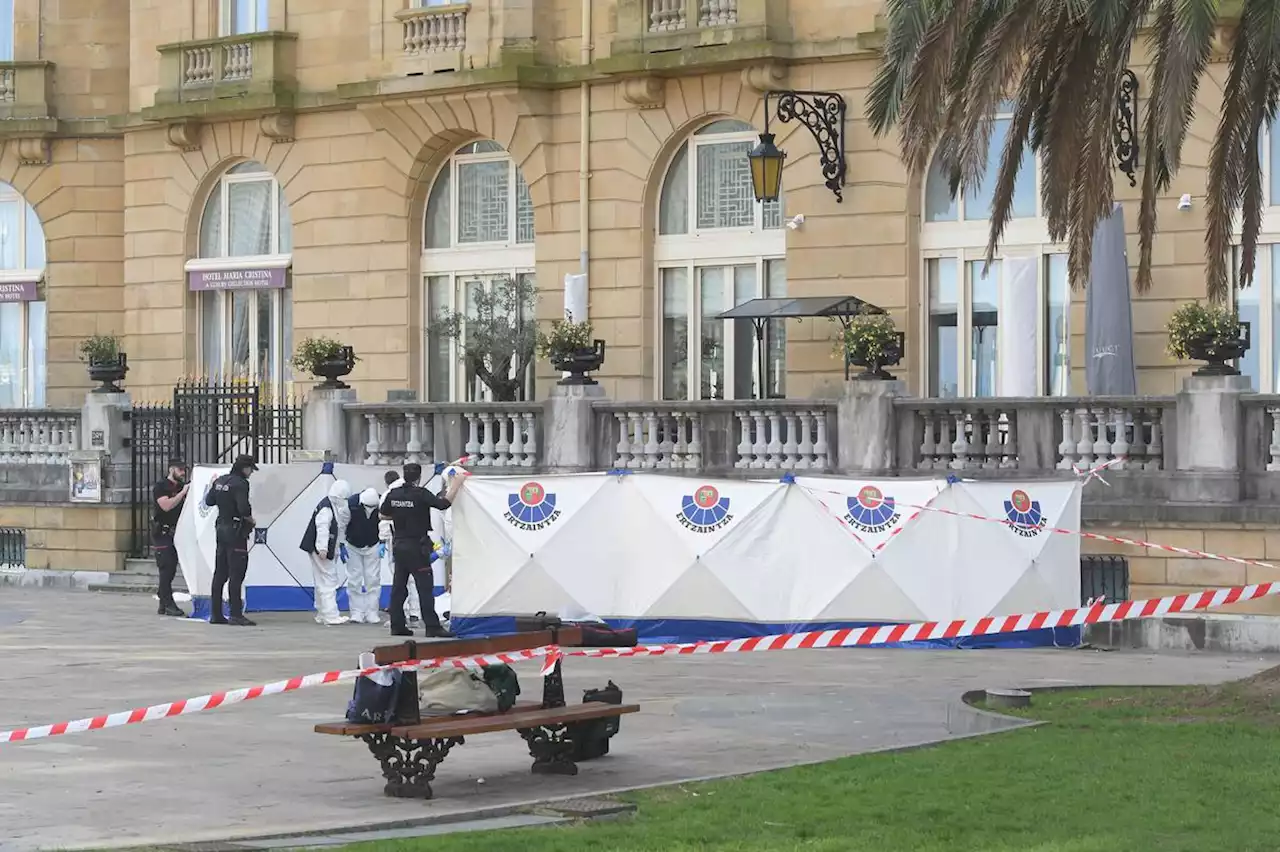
[714,295,886,322]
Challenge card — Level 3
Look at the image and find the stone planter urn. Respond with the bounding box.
[312,346,356,390]
[551,339,606,386]
[847,332,905,381]
[88,352,128,394]
[1186,324,1250,377]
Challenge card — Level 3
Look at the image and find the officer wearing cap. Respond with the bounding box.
[203,454,258,626]
[152,457,189,617]
[380,461,463,638]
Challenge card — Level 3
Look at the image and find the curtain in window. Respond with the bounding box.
[730,265,757,400]
[230,291,252,378]
[928,258,959,397]
[228,180,272,256]
[659,143,689,235]
[199,187,223,258]
[661,268,689,400]
[201,293,222,375]
[26,300,45,407]
[425,168,451,249]
[0,302,20,407]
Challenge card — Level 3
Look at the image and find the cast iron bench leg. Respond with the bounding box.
[518,724,579,776]
[359,733,464,799]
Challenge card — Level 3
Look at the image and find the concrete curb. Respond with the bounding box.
[1086,613,1280,654]
[0,569,109,590]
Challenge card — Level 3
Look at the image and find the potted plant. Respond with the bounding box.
[836,314,905,380]
[291,337,358,389]
[78,334,128,393]
[1166,301,1250,377]
[537,313,606,386]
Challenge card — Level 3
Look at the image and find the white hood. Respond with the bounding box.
[330,480,352,525]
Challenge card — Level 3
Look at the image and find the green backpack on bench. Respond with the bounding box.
[483,664,521,712]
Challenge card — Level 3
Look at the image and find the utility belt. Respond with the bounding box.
[152,523,175,542]
[216,517,249,530]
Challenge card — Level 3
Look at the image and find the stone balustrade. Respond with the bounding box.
[896,397,1174,472]
[648,0,739,31]
[591,401,834,473]
[0,409,81,464]
[346,403,541,470]
[400,4,468,55]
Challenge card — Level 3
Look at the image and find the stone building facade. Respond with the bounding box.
[0,0,1254,410]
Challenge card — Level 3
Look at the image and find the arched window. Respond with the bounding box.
[189,161,293,395]
[921,104,1069,398]
[423,140,536,401]
[0,182,46,407]
[1232,125,1280,392]
[656,119,786,400]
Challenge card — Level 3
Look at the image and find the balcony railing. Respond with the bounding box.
[895,398,1175,473]
[0,409,81,465]
[147,31,297,119]
[591,401,836,474]
[0,61,55,123]
[348,403,542,470]
[399,4,469,55]
[648,0,739,31]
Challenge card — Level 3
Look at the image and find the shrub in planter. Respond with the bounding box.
[78,334,128,393]
[835,314,904,380]
[291,337,358,389]
[1166,301,1249,377]
[537,313,606,386]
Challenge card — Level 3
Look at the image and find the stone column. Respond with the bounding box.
[303,387,357,462]
[81,391,131,504]
[543,383,606,473]
[836,379,905,475]
[1174,374,1250,502]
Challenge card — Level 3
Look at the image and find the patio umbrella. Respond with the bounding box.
[1085,202,1137,396]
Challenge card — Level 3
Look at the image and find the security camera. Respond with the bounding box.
[1177,194,1192,211]
[785,213,805,231]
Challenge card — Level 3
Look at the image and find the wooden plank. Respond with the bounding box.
[314,721,395,736]
[371,627,585,665]
[390,703,640,740]
[314,700,548,737]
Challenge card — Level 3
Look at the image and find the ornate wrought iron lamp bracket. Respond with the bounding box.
[1114,69,1139,187]
[765,90,848,202]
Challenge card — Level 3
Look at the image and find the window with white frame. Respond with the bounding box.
[423,140,536,401]
[921,105,1070,398]
[657,119,786,400]
[0,183,47,408]
[220,0,269,36]
[192,162,293,396]
[1230,123,1280,393]
[0,0,14,61]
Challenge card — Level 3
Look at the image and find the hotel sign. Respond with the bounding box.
[187,267,288,292]
[0,281,37,302]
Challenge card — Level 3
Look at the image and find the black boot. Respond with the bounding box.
[161,603,184,617]
[228,615,256,627]
[389,625,414,637]
[424,625,454,639]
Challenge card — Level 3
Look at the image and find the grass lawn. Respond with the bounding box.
[335,666,1280,852]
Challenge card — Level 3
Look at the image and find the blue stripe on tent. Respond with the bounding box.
[189,585,447,620]
[448,615,1081,650]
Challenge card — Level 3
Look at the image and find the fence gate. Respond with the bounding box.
[128,380,303,557]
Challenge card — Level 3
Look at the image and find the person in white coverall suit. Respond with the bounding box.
[299,479,352,625]
[344,488,383,624]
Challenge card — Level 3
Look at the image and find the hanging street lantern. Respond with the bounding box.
[749,90,849,204]
[747,132,786,204]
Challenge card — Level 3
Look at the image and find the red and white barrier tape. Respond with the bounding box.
[563,580,1280,661]
[0,646,557,745]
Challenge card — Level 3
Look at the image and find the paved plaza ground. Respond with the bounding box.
[0,588,1276,851]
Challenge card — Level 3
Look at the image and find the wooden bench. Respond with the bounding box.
[315,630,639,799]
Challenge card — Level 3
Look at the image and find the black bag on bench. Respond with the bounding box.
[570,681,624,761]
[346,669,404,725]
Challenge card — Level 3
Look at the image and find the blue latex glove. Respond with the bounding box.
[433,462,447,476]
[339,543,349,564]
[377,542,386,559]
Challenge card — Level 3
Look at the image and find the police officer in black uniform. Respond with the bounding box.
[204,454,258,626]
[380,462,463,638]
[152,457,189,617]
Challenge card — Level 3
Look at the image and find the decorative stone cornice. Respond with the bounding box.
[741,61,786,95]
[259,112,295,142]
[15,136,49,165]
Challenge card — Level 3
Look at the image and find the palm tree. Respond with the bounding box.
[866,0,1257,302]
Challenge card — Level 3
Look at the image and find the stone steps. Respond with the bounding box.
[88,557,188,596]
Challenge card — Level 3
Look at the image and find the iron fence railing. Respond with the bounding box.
[1080,554,1129,605]
[0,527,25,572]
